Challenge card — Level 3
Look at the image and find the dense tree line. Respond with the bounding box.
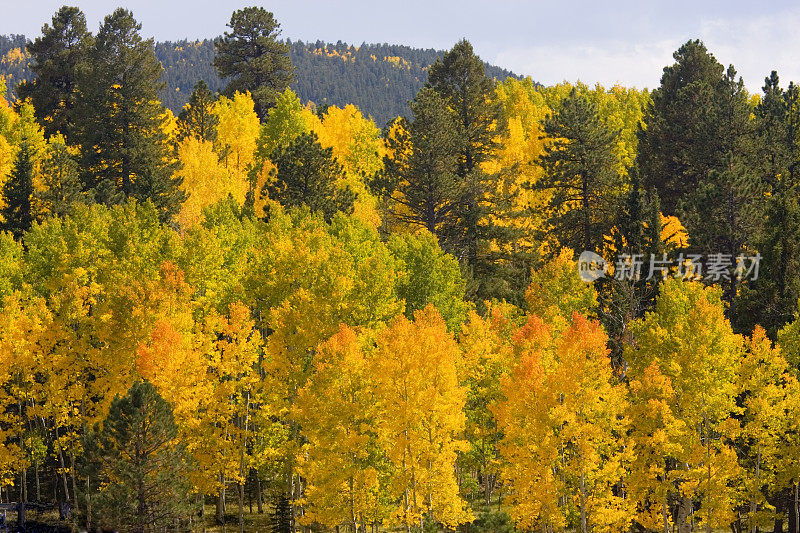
[3,4,800,533]
[1,36,520,126]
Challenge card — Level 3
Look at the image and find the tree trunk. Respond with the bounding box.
[664,500,670,533]
[216,483,225,526]
[86,475,92,533]
[677,496,692,533]
[19,469,26,504]
[752,447,762,533]
[69,449,79,516]
[256,473,263,514]
[55,433,70,508]
[580,470,588,533]
[238,482,245,533]
[34,460,40,502]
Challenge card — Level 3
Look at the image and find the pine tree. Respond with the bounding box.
[214,7,295,119]
[539,88,621,253]
[427,39,505,177]
[270,493,293,533]
[426,40,510,298]
[735,72,800,336]
[92,381,190,533]
[1,141,34,239]
[177,80,218,142]
[73,8,184,222]
[638,39,730,214]
[263,131,354,221]
[16,6,92,140]
[375,87,461,237]
[678,65,758,307]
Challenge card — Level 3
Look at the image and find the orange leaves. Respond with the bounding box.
[497,308,629,533]
[136,319,185,379]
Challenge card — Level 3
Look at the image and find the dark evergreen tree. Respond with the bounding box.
[374,87,461,237]
[638,39,735,214]
[73,8,184,223]
[269,493,293,533]
[427,39,505,176]
[177,79,218,142]
[92,381,190,533]
[735,72,800,336]
[678,65,758,304]
[263,132,354,221]
[16,6,92,140]
[539,88,621,254]
[214,7,294,119]
[0,141,34,239]
[597,179,671,367]
[426,39,516,302]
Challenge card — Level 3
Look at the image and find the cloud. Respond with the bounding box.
[492,8,800,94]
[699,10,800,91]
[493,41,677,90]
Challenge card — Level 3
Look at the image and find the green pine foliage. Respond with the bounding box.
[376,87,462,237]
[0,141,34,239]
[2,36,520,127]
[91,381,190,533]
[72,8,184,223]
[177,80,218,142]
[16,6,91,140]
[263,131,355,221]
[540,88,622,254]
[213,7,295,119]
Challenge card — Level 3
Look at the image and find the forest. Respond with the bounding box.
[0,4,799,533]
[0,34,520,126]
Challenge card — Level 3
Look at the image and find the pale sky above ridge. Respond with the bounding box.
[3,0,799,93]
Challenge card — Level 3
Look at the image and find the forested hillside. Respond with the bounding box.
[1,36,520,125]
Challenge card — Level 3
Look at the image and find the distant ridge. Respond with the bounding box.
[1,35,526,126]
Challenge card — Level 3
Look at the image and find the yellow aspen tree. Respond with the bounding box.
[495,315,564,532]
[313,104,384,227]
[0,292,52,489]
[213,92,260,176]
[551,314,631,533]
[175,136,242,230]
[736,327,798,533]
[294,325,386,531]
[372,305,472,531]
[627,362,687,533]
[627,279,742,533]
[491,78,553,255]
[497,313,629,533]
[457,303,517,505]
[524,248,598,330]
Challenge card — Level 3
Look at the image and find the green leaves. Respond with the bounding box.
[264,132,355,222]
[389,230,467,331]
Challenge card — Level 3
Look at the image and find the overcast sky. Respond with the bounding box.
[2,0,799,92]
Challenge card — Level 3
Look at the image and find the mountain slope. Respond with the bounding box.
[1,36,525,126]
